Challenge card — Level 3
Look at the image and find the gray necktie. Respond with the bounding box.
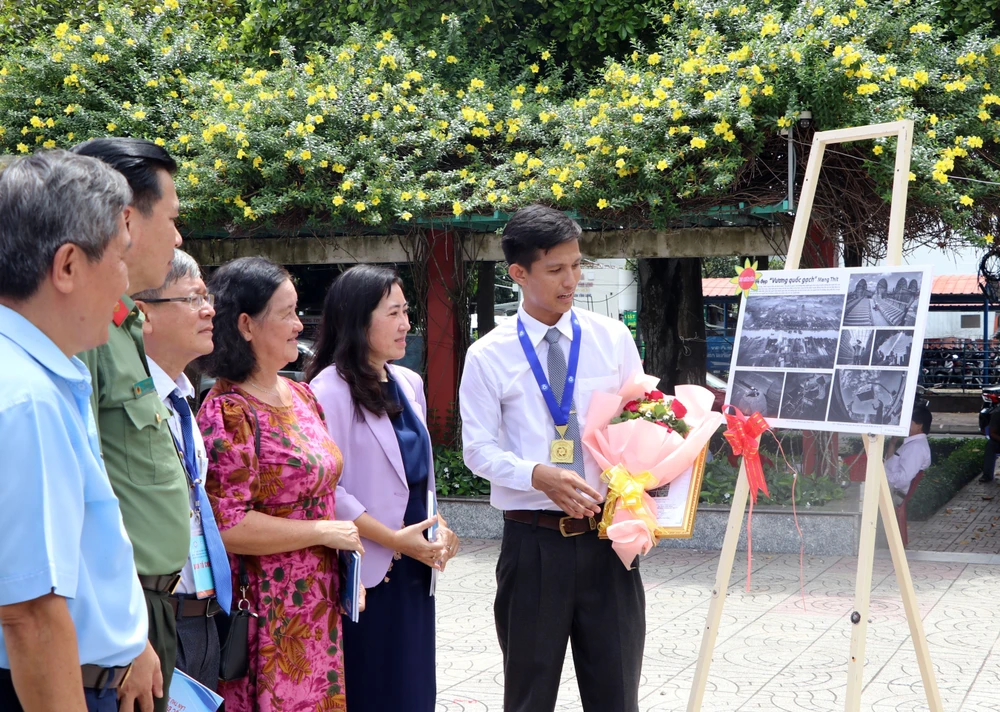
[546,328,585,477]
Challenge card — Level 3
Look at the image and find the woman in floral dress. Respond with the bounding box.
[196,257,364,712]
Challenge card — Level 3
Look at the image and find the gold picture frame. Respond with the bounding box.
[598,443,709,541]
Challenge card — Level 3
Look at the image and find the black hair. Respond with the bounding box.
[71,138,177,215]
[911,403,932,435]
[501,204,582,268]
[198,257,290,382]
[305,265,404,420]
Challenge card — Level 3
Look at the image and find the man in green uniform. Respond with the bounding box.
[72,138,190,712]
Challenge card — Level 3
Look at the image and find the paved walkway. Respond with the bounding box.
[907,476,1000,555]
[436,540,1000,711]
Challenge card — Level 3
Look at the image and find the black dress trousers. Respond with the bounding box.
[494,517,645,712]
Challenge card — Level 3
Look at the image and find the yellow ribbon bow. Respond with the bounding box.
[600,465,659,539]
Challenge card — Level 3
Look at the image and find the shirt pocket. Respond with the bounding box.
[122,395,184,485]
[575,375,621,424]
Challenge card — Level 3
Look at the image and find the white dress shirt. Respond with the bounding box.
[460,305,642,511]
[884,432,931,494]
[148,358,207,594]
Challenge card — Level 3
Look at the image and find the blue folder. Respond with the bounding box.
[167,668,223,711]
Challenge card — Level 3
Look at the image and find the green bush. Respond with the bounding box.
[699,453,848,508]
[907,438,985,520]
[2,0,1000,241]
[434,447,490,497]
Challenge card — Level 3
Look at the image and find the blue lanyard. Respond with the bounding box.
[516,312,582,427]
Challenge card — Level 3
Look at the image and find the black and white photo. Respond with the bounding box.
[836,329,874,366]
[827,368,907,426]
[735,294,843,369]
[729,370,784,418]
[871,329,914,367]
[843,272,922,327]
[779,373,832,422]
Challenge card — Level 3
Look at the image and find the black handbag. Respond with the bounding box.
[215,393,261,682]
[216,556,255,681]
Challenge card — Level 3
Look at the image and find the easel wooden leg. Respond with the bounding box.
[878,471,944,711]
[844,434,885,710]
[686,458,752,712]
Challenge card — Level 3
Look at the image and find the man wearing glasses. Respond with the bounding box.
[133,250,229,693]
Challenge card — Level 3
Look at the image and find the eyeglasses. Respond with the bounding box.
[141,294,215,310]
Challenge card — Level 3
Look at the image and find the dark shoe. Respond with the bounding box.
[980,475,995,484]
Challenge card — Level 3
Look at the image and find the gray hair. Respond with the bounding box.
[0,150,132,300]
[132,249,202,301]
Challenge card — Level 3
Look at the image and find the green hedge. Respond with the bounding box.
[434,448,490,497]
[906,438,985,520]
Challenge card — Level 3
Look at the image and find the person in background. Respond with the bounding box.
[885,404,932,504]
[460,205,645,712]
[196,256,363,712]
[133,249,229,691]
[982,404,1000,484]
[307,265,460,712]
[72,138,189,711]
[0,151,158,711]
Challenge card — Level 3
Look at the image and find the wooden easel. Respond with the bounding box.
[686,120,943,712]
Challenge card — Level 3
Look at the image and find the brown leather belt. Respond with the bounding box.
[138,573,182,594]
[81,663,132,690]
[504,509,600,536]
[168,595,223,618]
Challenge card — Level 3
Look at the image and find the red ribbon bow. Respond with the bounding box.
[722,406,771,503]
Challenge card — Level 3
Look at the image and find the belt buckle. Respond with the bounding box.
[167,574,182,595]
[559,515,596,537]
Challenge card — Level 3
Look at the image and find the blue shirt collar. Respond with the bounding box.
[0,305,89,385]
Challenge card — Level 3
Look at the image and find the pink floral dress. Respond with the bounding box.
[197,379,346,712]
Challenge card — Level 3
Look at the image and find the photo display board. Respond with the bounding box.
[724,266,933,436]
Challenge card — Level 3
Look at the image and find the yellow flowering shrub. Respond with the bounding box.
[0,0,997,243]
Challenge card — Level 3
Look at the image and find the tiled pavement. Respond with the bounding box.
[907,477,1000,555]
[436,540,1000,711]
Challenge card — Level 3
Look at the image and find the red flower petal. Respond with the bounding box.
[671,400,688,418]
[649,389,665,400]
[625,400,639,412]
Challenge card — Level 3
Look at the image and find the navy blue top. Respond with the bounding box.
[382,377,430,526]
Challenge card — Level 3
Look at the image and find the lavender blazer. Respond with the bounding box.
[310,364,436,589]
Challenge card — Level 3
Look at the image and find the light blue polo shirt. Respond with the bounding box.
[0,305,147,668]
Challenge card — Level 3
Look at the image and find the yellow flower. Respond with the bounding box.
[188,173,199,185]
[656,159,669,170]
[453,201,463,216]
[632,113,643,123]
[691,137,707,149]
[647,53,661,65]
[253,156,263,169]
[94,35,105,46]
[16,143,28,153]
[155,138,166,146]
[332,195,345,206]
[54,22,69,39]
[446,55,458,64]
[299,150,311,160]
[986,234,995,245]
[42,139,56,149]
[342,179,354,190]
[908,172,916,181]
[354,202,366,212]
[401,211,413,221]
[427,50,437,58]
[551,184,564,198]
[106,122,117,131]
[909,22,931,34]
[371,197,381,206]
[960,195,974,206]
[597,198,609,209]
[132,110,146,119]
[541,50,551,60]
[873,145,883,155]
[530,63,539,73]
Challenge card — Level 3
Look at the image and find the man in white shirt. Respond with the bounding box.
[884,404,932,505]
[460,205,645,712]
[133,250,230,692]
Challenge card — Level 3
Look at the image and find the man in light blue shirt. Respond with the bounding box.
[0,151,161,712]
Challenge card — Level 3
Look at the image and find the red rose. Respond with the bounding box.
[649,389,665,400]
[671,399,688,418]
[655,421,672,431]
[624,400,639,412]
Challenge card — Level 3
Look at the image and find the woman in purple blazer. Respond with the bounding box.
[306,265,460,712]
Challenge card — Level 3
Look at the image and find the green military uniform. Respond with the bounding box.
[79,295,190,712]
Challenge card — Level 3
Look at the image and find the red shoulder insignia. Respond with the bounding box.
[111,299,129,327]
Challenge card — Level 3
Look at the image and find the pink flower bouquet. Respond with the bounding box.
[583,373,723,568]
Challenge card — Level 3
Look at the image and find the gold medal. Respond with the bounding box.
[550,424,575,464]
